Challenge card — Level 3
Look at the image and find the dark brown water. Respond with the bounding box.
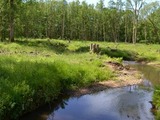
[22,62,160,120]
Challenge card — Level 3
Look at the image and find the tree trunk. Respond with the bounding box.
[132,25,136,44]
[9,0,14,42]
[103,24,106,41]
[125,21,127,43]
[132,10,138,44]
[144,25,147,42]
[62,14,65,39]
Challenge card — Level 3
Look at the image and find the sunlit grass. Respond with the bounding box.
[0,40,113,119]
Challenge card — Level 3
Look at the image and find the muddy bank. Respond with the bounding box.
[69,61,143,97]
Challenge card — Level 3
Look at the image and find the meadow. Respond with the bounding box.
[0,39,160,119]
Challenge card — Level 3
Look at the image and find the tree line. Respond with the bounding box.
[0,0,160,43]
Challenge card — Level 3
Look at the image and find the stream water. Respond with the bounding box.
[22,63,160,120]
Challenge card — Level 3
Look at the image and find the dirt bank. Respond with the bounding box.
[70,61,143,97]
[147,62,160,67]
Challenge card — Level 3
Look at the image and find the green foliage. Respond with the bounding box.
[153,86,160,120]
[153,86,160,107]
[0,0,160,43]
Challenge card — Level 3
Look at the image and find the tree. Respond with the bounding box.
[123,10,133,43]
[0,0,9,41]
[126,0,145,43]
[0,0,159,43]
[140,1,160,43]
[9,0,15,42]
[108,0,124,42]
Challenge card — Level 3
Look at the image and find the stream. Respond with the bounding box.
[22,62,160,120]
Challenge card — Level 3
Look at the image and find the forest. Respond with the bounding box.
[0,0,160,43]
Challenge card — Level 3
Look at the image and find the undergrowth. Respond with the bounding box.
[153,86,160,120]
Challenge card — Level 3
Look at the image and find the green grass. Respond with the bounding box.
[0,39,114,119]
[153,86,160,120]
[98,42,160,61]
[0,56,113,119]
[0,39,160,119]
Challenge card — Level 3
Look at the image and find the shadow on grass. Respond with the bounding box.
[100,48,138,60]
[15,40,91,54]
[100,48,157,61]
[75,46,90,53]
[15,39,69,54]
[14,40,157,61]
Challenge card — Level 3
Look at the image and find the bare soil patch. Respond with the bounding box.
[70,61,143,97]
[147,62,160,67]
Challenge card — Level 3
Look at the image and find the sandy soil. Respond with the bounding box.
[70,61,143,97]
[147,62,160,67]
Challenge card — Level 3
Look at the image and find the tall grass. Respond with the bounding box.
[0,55,112,119]
[153,86,160,120]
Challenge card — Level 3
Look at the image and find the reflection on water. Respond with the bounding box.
[22,63,160,120]
[22,85,154,120]
[134,64,160,85]
[47,85,154,120]
[21,96,70,120]
[123,61,160,85]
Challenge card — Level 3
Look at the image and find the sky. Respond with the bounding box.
[67,0,159,6]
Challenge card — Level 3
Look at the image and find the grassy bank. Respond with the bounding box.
[153,86,160,119]
[0,39,114,120]
[0,39,160,119]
